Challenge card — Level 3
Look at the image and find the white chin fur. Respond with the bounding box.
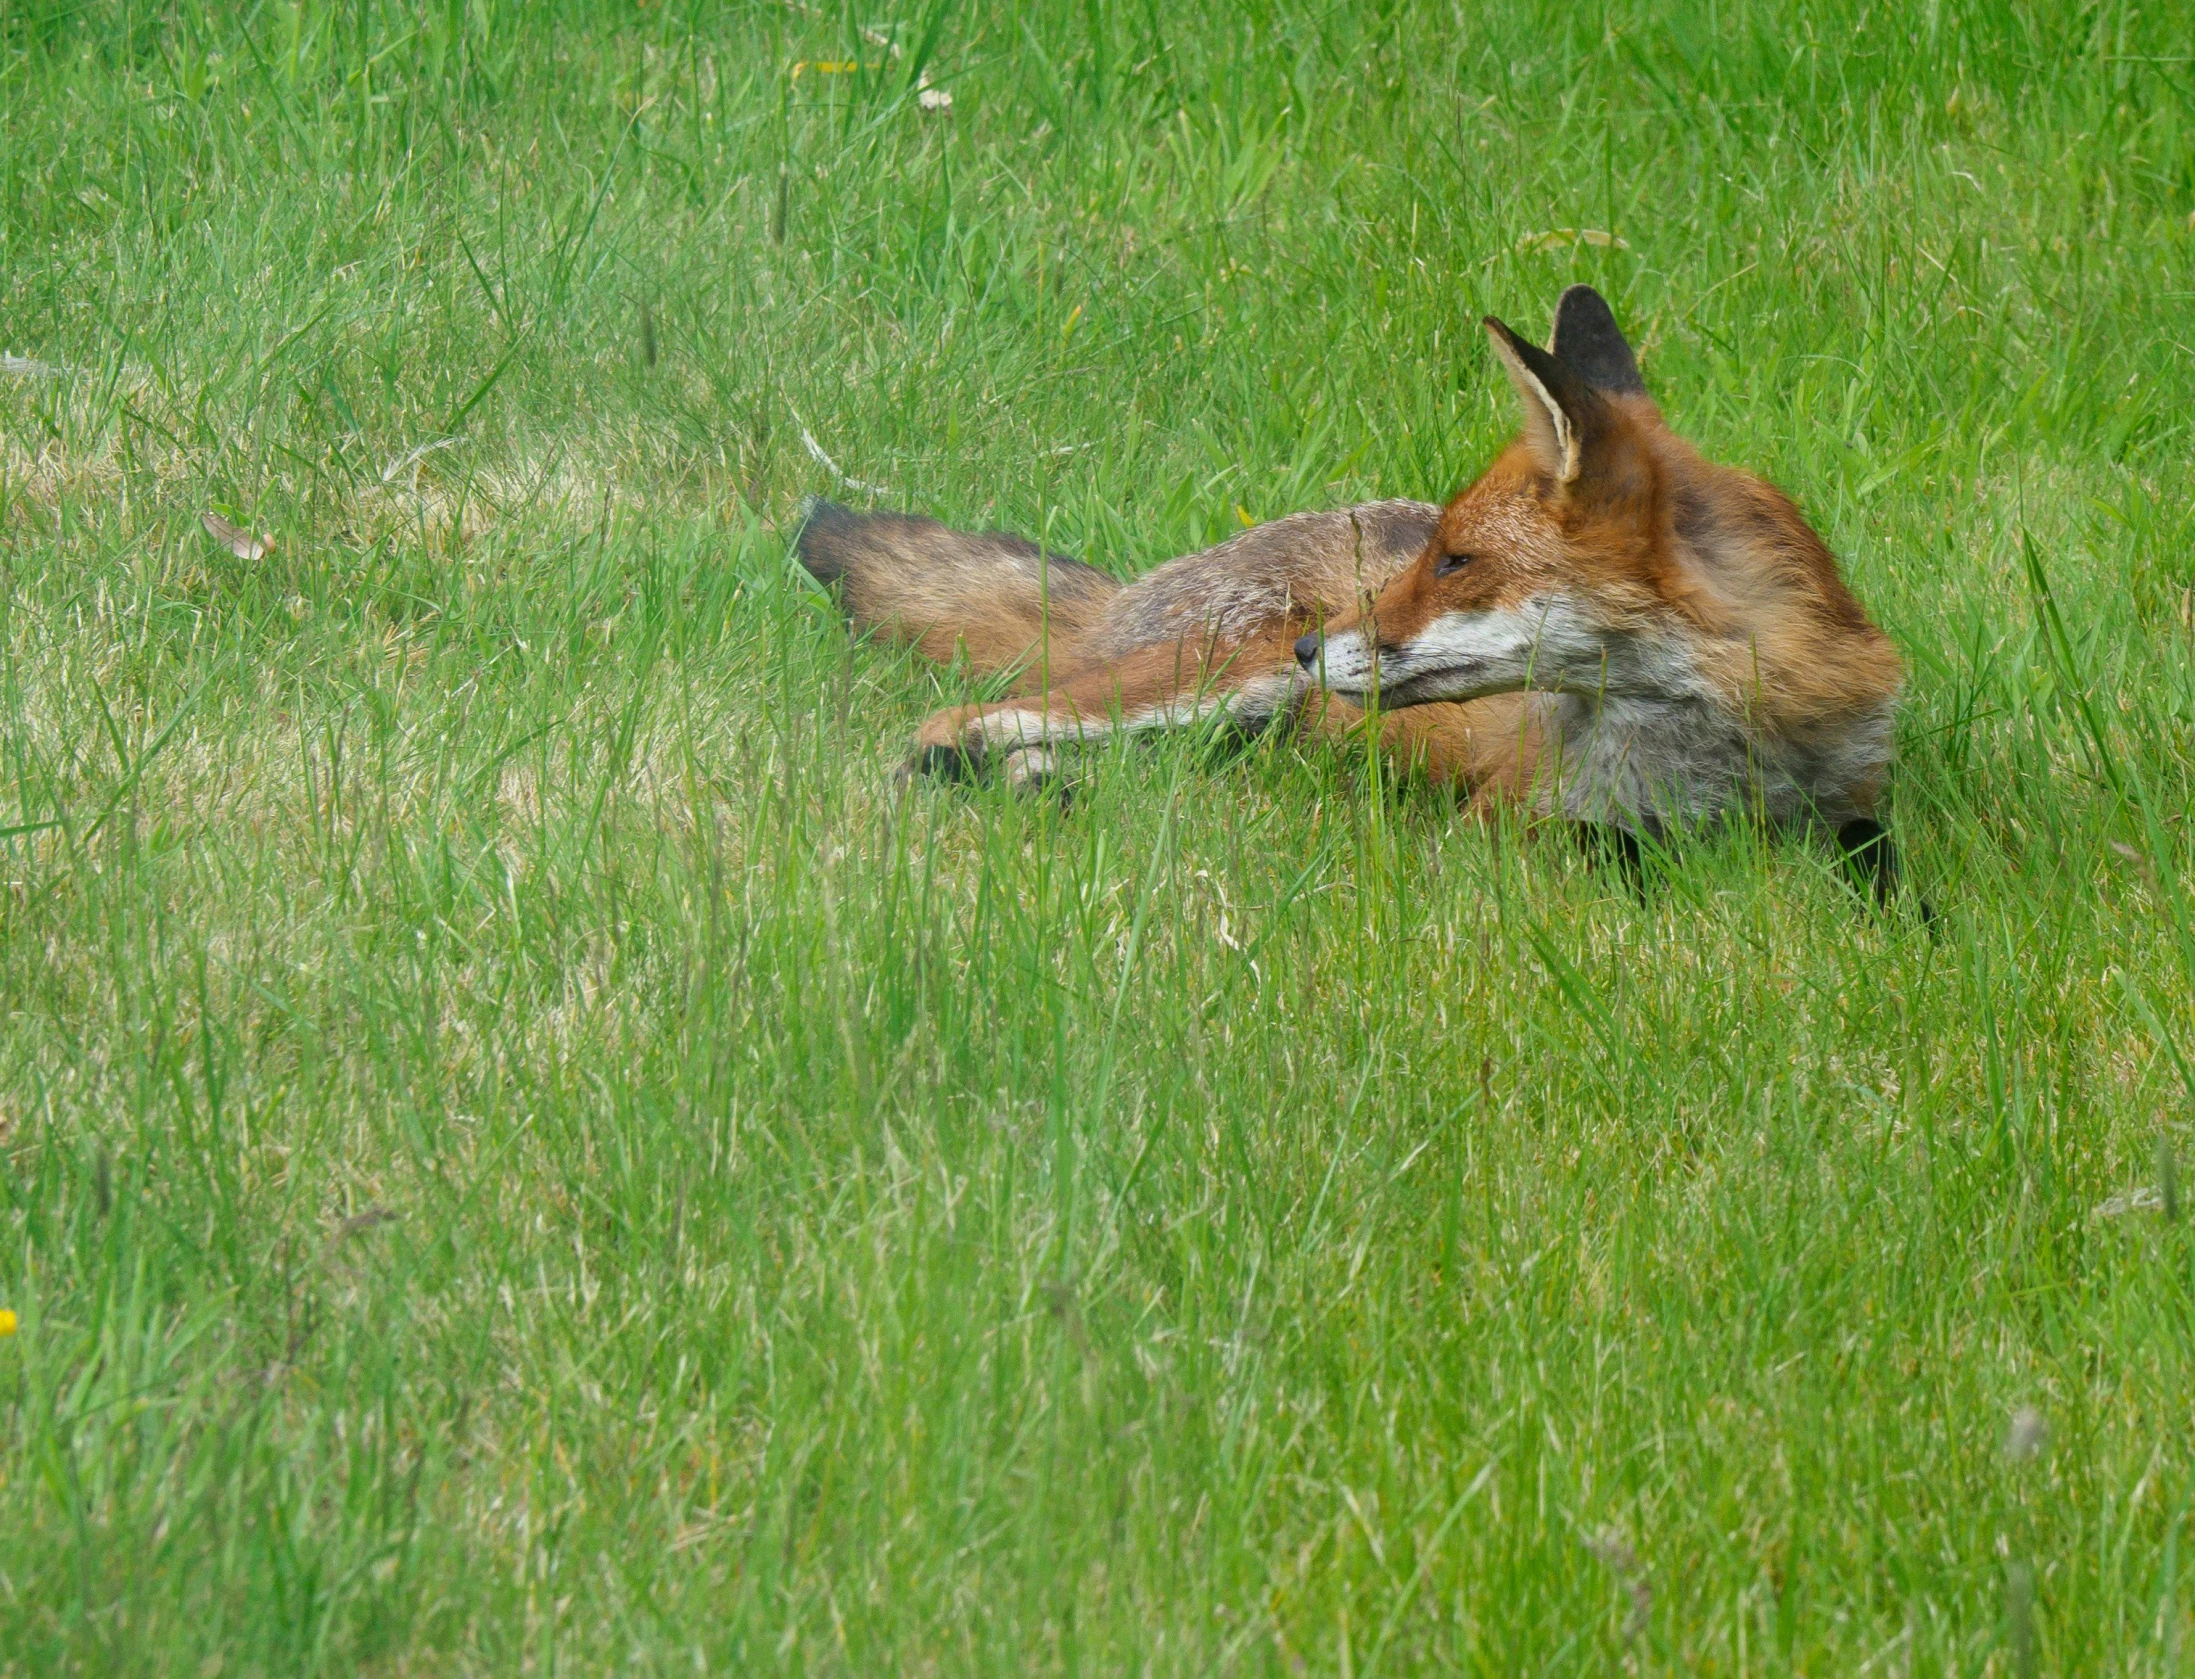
[1317,597,1611,703]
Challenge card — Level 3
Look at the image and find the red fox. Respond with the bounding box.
[796,286,1910,898]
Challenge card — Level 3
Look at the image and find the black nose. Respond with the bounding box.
[1293,631,1322,666]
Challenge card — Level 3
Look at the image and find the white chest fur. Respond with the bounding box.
[1541,691,1894,832]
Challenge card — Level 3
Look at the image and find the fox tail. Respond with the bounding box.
[793,498,1118,677]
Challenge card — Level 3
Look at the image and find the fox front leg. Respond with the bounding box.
[902,699,1090,783]
[901,648,1308,789]
[1835,817,1936,925]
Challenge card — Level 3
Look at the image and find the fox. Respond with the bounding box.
[795,285,1911,900]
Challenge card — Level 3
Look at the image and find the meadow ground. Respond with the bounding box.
[4,0,2195,1671]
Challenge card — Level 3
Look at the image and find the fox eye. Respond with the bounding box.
[1436,550,1474,576]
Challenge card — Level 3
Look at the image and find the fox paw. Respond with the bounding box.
[902,705,993,783]
[1001,746,1075,808]
[898,742,975,785]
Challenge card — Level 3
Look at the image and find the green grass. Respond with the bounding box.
[3,0,2195,1670]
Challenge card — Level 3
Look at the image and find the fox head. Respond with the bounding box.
[1297,286,1900,749]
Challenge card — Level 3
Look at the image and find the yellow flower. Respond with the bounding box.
[0,1309,15,1337]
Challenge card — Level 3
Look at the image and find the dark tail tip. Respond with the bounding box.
[792,496,856,587]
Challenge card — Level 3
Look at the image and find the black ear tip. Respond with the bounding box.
[1547,285,1646,396]
[1551,286,1623,338]
[1556,286,1619,329]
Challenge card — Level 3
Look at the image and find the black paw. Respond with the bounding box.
[1835,819,1895,908]
[1835,819,1935,927]
[899,743,974,785]
[1576,821,1663,896]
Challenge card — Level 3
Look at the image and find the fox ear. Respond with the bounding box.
[1547,285,1646,396]
[1484,316,1599,484]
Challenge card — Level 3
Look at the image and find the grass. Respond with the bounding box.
[2,0,2195,1670]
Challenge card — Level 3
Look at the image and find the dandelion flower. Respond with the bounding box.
[0,1309,16,1337]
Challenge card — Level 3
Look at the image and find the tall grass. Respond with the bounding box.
[3,0,2194,1670]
